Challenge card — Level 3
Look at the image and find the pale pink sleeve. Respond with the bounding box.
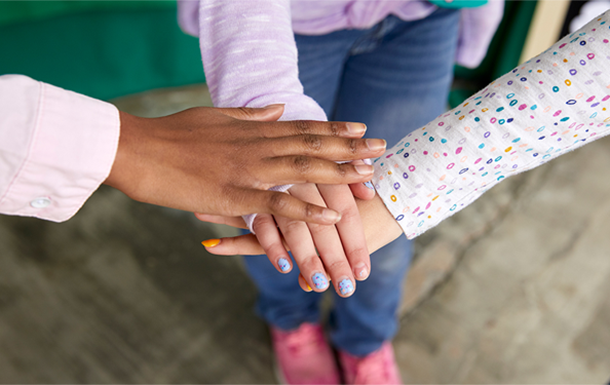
[0,75,120,222]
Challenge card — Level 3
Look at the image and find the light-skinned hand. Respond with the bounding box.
[105,104,386,224]
[197,192,404,296]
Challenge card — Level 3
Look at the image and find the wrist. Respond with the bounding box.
[104,111,146,199]
[358,193,404,253]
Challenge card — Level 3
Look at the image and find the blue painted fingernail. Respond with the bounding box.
[278,258,290,272]
[364,181,374,190]
[312,273,329,290]
[339,279,354,296]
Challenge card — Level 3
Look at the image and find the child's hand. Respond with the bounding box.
[197,191,404,296]
[105,105,386,224]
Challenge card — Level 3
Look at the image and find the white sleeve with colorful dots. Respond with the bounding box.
[373,11,610,240]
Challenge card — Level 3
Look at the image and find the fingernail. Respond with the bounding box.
[346,122,367,136]
[322,209,342,223]
[264,103,285,109]
[364,181,375,190]
[201,239,221,248]
[355,164,374,176]
[305,283,313,292]
[338,278,355,296]
[311,273,329,290]
[278,257,291,272]
[366,139,386,151]
[353,262,369,280]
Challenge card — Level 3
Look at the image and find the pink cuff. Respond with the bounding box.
[0,78,120,222]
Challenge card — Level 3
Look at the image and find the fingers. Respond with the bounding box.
[240,189,342,225]
[253,119,368,138]
[274,214,331,293]
[347,160,377,201]
[350,181,376,200]
[266,136,386,161]
[288,184,356,297]
[318,184,371,281]
[201,233,266,255]
[259,157,374,185]
[215,104,285,122]
[252,214,293,273]
[194,213,248,228]
[298,274,312,292]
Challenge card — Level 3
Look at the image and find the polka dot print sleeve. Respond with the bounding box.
[373,11,610,240]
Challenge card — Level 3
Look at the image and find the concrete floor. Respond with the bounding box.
[1,85,609,383]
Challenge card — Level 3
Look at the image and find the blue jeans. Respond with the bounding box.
[244,8,460,356]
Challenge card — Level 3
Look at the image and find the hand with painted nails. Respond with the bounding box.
[197,189,401,298]
[105,104,386,223]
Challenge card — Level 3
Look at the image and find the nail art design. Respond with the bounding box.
[364,181,374,190]
[278,258,290,272]
[312,273,329,290]
[339,279,354,296]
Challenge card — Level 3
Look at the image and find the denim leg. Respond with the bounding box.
[329,8,461,356]
[295,28,368,115]
[242,29,365,331]
[243,255,323,330]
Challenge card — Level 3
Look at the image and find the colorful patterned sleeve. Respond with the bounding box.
[373,11,610,239]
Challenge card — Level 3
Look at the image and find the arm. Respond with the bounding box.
[203,11,610,264]
[374,10,610,239]
[197,0,375,297]
[197,0,326,121]
[0,75,384,223]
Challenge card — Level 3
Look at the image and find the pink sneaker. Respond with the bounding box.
[271,323,340,385]
[338,342,403,385]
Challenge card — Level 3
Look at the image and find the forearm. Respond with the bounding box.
[374,11,610,239]
[198,0,326,121]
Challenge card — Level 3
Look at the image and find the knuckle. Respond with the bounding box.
[338,206,359,221]
[325,259,349,272]
[292,156,312,174]
[293,120,312,134]
[267,193,289,213]
[282,219,305,236]
[348,139,358,154]
[303,135,323,152]
[346,245,369,259]
[335,163,347,178]
[304,202,318,219]
[253,214,275,231]
[329,122,340,137]
[306,221,327,234]
[237,107,254,118]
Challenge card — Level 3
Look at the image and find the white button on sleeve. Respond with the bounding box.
[30,197,51,209]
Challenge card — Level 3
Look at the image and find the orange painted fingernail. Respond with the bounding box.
[201,239,221,248]
[306,283,313,291]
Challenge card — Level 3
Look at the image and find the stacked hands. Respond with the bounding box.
[105,104,403,298]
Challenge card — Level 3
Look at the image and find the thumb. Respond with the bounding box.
[217,104,285,122]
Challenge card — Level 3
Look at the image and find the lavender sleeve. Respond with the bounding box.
[196,0,328,231]
[197,0,326,121]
